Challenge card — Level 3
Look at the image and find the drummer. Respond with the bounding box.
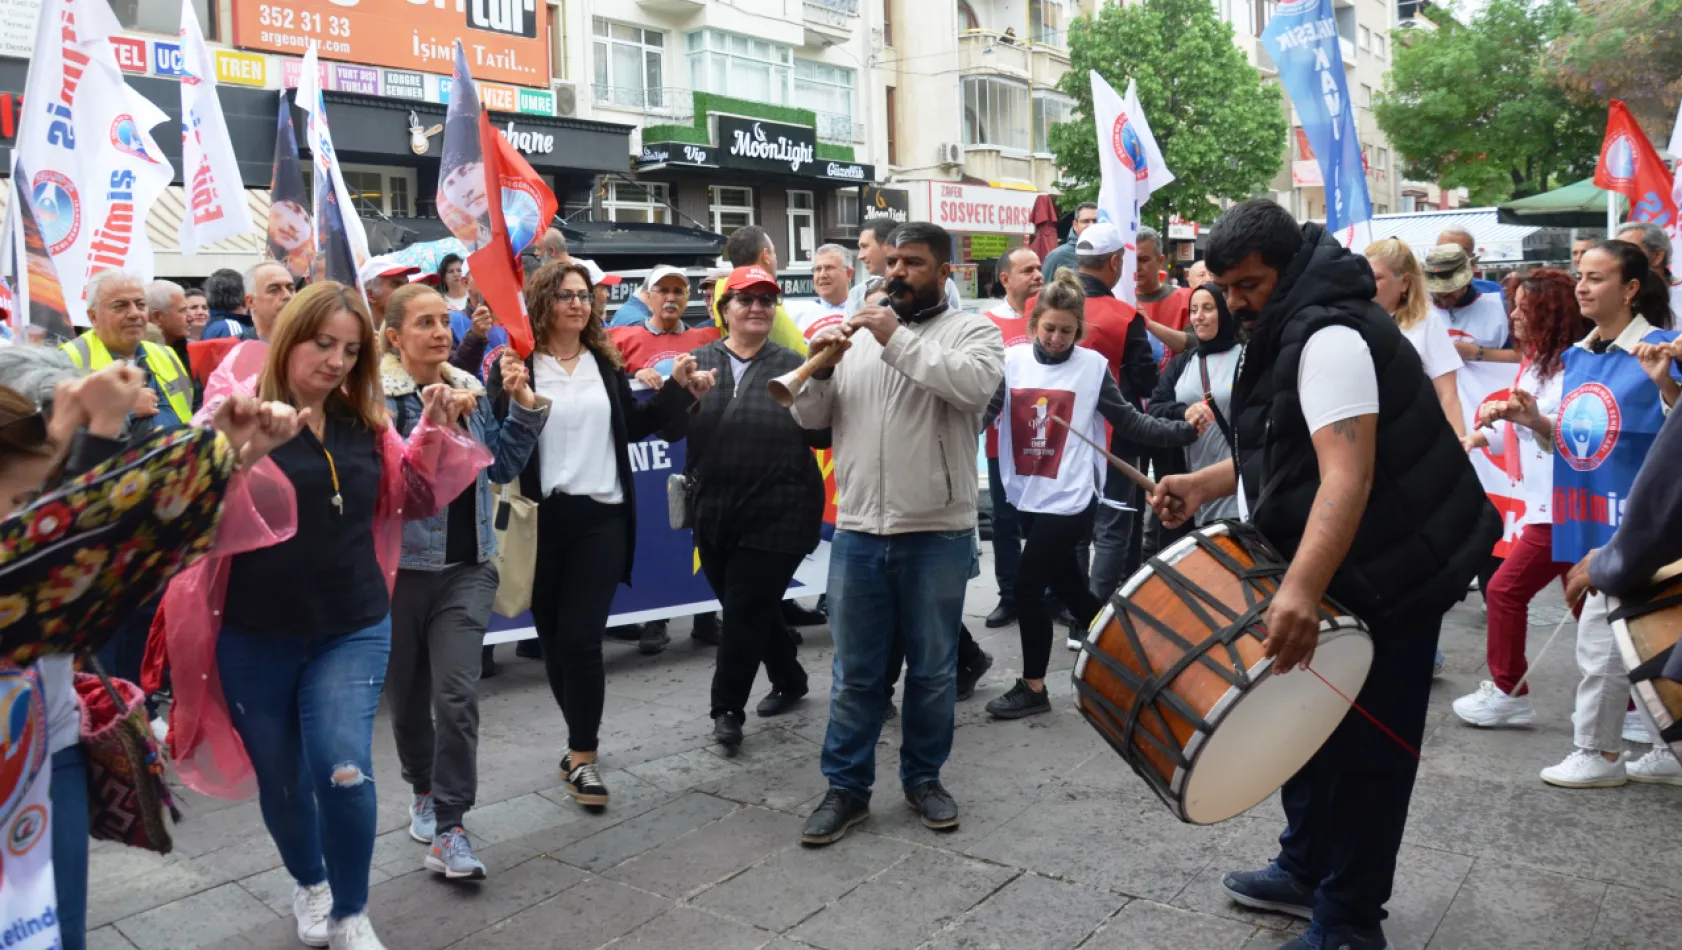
[1151,200,1499,950]
[980,271,1198,720]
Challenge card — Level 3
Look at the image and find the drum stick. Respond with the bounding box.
[1049,415,1157,495]
[1505,592,1585,699]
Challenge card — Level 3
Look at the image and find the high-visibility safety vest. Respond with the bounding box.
[61,333,194,428]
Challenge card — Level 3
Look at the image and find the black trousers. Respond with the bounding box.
[698,540,808,718]
[530,493,628,753]
[1274,613,1441,931]
[1016,502,1104,680]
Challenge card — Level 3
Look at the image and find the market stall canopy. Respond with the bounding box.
[1367,209,1540,264]
[1496,179,1608,228]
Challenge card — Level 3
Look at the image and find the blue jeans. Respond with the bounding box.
[218,619,391,919]
[821,529,972,798]
[51,746,88,950]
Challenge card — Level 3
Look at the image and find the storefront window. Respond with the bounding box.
[796,60,855,144]
[602,181,670,224]
[787,190,816,264]
[687,30,792,107]
[710,185,755,236]
[962,77,1030,153]
[1032,92,1074,155]
[835,189,860,230]
[593,18,666,110]
[335,166,418,218]
[111,0,215,38]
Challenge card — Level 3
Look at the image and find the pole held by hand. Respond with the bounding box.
[1049,414,1157,496]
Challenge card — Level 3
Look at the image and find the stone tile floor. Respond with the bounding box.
[87,563,1682,949]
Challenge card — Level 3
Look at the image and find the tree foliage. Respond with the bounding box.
[1374,0,1602,205]
[1049,0,1286,225]
[1550,0,1682,135]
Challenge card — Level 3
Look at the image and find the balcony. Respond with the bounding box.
[1029,43,1070,88]
[803,0,858,47]
[958,30,1032,80]
[960,146,1062,193]
[634,0,703,12]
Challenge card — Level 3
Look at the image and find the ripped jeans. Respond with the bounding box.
[219,619,390,919]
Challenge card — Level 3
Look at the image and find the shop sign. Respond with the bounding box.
[152,41,184,77]
[636,141,716,168]
[502,121,553,155]
[214,49,268,87]
[820,160,869,181]
[0,0,32,59]
[0,93,20,140]
[517,88,554,116]
[281,56,330,90]
[965,233,1012,262]
[230,0,548,87]
[479,83,519,113]
[925,182,1037,235]
[1166,215,1199,240]
[110,36,148,74]
[717,116,815,175]
[862,185,909,224]
[334,64,379,96]
[385,69,426,100]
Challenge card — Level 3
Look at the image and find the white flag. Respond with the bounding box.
[1665,98,1682,263]
[298,45,370,288]
[178,0,253,254]
[13,0,173,323]
[1091,73,1173,304]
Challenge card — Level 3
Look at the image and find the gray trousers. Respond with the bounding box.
[1089,472,1139,603]
[387,562,499,831]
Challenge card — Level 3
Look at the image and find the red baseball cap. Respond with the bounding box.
[725,265,779,294]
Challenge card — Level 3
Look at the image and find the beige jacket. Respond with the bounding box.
[791,306,1005,535]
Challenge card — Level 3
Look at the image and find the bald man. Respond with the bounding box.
[539,228,570,266]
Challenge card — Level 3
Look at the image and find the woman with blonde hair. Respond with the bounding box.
[490,261,714,809]
[161,282,490,950]
[981,271,1198,720]
[1366,239,1467,438]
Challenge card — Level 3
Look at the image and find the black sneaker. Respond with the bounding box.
[801,789,869,846]
[904,780,959,831]
[984,679,1050,719]
[984,603,1016,628]
[561,755,609,809]
[713,711,744,753]
[515,638,543,659]
[480,645,499,679]
[782,600,828,627]
[756,687,807,717]
[604,625,641,643]
[956,651,994,701]
[639,621,670,655]
[691,612,721,646]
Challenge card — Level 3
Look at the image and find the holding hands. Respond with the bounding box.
[212,396,309,470]
[499,349,536,410]
[670,354,718,400]
[50,364,145,443]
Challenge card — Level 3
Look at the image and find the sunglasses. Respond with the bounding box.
[735,292,779,309]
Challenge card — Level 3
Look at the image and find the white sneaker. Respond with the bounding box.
[1627,746,1682,785]
[1540,748,1627,789]
[292,883,331,948]
[149,716,169,745]
[1623,710,1651,744]
[327,913,388,950]
[1066,635,1083,653]
[1452,681,1535,727]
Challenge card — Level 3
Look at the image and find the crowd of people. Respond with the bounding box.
[3,201,1681,950]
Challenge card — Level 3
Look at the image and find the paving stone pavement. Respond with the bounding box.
[89,560,1682,950]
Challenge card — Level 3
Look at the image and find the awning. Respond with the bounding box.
[1365,208,1540,264]
[556,221,727,269]
[1496,178,1608,228]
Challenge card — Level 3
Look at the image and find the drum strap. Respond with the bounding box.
[1607,591,1682,624]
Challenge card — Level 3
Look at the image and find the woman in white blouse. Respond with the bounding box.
[1367,239,1467,439]
[492,262,715,810]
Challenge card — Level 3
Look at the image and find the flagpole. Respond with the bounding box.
[1607,189,1619,235]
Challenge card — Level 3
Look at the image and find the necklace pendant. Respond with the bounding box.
[331,493,343,515]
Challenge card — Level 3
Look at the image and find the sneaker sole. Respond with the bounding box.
[986,703,1051,720]
[910,806,960,831]
[566,787,611,808]
[408,824,433,844]
[1628,771,1682,786]
[1220,883,1313,920]
[757,695,807,718]
[297,926,329,949]
[1539,772,1627,789]
[424,854,488,880]
[1454,709,1535,728]
[801,809,868,846]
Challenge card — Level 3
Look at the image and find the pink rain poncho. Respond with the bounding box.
[160,341,491,799]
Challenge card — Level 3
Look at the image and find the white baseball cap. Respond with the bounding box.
[644,264,689,291]
[1075,221,1125,257]
[357,255,421,286]
[579,258,622,287]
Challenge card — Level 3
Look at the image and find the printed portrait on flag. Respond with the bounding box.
[1009,388,1075,477]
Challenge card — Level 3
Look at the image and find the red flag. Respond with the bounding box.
[1595,99,1678,228]
[466,110,557,359]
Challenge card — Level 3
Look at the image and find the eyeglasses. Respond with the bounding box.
[553,292,593,305]
[735,292,778,309]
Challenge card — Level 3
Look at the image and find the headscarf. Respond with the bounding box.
[1189,282,1241,354]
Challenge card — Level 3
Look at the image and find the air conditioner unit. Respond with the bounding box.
[552,81,578,118]
[936,142,964,166]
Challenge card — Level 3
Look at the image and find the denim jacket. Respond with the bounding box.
[382,353,549,570]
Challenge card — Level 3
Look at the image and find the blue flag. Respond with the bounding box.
[1261,0,1371,235]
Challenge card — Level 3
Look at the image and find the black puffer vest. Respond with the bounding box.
[1231,225,1500,630]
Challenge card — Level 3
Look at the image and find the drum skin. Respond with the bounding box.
[1609,571,1682,760]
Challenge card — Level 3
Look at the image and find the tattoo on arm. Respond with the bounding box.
[1316,498,1338,523]
[1330,418,1360,443]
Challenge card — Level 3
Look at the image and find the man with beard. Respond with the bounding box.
[1149,200,1498,950]
[792,222,1004,845]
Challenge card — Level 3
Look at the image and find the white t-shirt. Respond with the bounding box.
[1400,310,1464,381]
[1237,326,1379,518]
[534,353,624,504]
[789,297,848,341]
[1669,281,1682,323]
[1431,291,1510,352]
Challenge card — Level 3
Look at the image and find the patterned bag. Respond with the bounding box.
[77,661,180,853]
